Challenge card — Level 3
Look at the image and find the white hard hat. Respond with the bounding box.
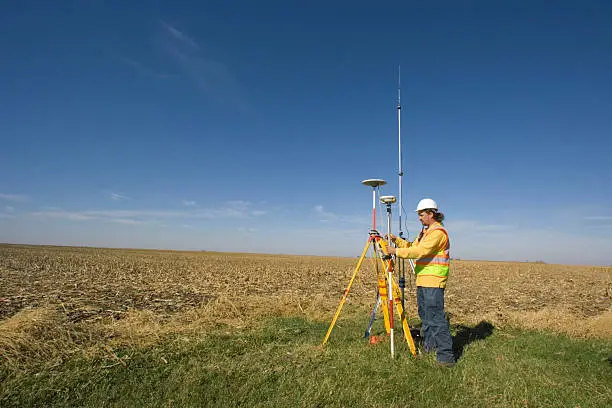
[415,198,438,212]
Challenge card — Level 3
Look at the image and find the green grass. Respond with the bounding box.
[1,311,611,407]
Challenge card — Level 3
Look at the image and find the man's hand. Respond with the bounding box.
[384,233,397,242]
[386,246,396,255]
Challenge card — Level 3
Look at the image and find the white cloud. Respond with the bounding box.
[31,211,96,221]
[108,218,151,225]
[5,206,14,213]
[182,200,197,206]
[211,208,241,218]
[7,205,612,265]
[227,200,250,210]
[0,194,29,202]
[159,21,247,110]
[29,200,267,225]
[111,193,130,201]
[440,216,612,265]
[237,227,257,233]
[160,21,200,51]
[314,205,338,222]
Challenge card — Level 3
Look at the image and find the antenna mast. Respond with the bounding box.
[397,66,404,238]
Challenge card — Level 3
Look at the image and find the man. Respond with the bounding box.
[386,198,456,367]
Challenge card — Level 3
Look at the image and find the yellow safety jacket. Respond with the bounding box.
[394,222,450,288]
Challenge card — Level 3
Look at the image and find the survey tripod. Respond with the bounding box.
[321,179,417,358]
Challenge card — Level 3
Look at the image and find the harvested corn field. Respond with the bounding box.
[1,243,611,363]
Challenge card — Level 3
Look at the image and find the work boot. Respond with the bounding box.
[436,360,456,368]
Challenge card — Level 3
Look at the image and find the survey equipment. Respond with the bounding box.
[321,180,417,358]
[321,67,420,358]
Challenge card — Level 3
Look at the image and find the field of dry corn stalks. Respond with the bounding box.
[1,244,611,365]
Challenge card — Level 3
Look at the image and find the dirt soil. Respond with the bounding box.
[1,244,611,339]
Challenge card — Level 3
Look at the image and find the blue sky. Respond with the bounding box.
[1,1,611,265]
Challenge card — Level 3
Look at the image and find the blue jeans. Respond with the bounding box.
[417,287,455,364]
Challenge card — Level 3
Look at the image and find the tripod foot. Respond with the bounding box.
[369,335,384,345]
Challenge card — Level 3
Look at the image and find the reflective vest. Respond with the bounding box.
[414,225,450,287]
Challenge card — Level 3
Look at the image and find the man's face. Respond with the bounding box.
[418,210,434,226]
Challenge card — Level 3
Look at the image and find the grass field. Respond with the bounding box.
[1,244,611,407]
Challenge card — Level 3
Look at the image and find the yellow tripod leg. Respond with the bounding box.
[369,238,391,335]
[378,273,391,334]
[391,276,417,356]
[374,238,393,334]
[322,238,372,346]
[377,236,417,357]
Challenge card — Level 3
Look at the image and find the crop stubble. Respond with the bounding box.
[1,244,610,362]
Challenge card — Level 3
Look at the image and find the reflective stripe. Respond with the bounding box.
[415,264,449,277]
[416,256,450,265]
[415,224,450,279]
[416,261,450,267]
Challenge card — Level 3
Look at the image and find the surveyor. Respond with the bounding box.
[386,198,456,367]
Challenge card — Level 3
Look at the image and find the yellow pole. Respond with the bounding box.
[378,235,417,356]
[369,238,391,333]
[373,242,391,334]
[391,277,417,356]
[322,238,372,346]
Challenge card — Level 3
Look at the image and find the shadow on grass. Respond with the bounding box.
[406,320,495,361]
[452,321,495,360]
